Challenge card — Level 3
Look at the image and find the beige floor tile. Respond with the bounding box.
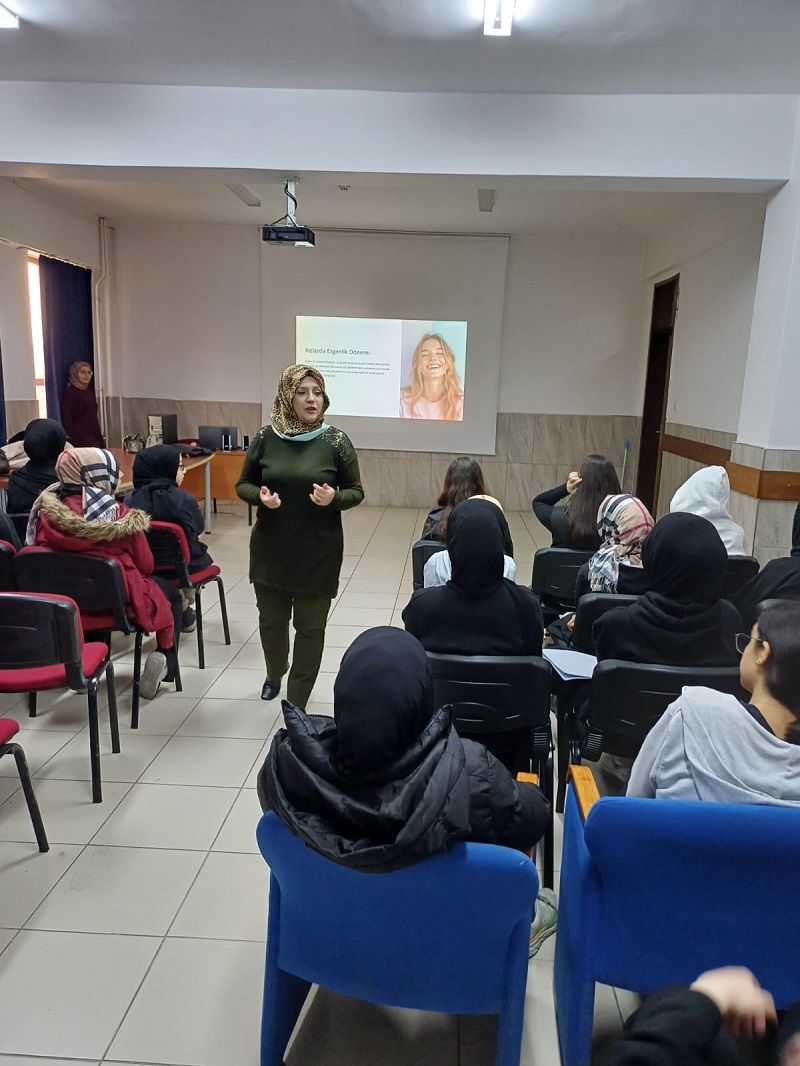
[177,697,280,740]
[204,667,268,701]
[95,693,201,736]
[0,930,159,1059]
[170,851,269,940]
[344,578,404,594]
[286,988,458,1066]
[162,664,225,698]
[25,845,204,936]
[201,618,258,644]
[0,841,83,927]
[327,605,393,627]
[108,937,265,1066]
[0,928,15,954]
[0,1059,97,1066]
[320,624,371,648]
[0,779,131,844]
[139,735,265,788]
[307,671,337,704]
[336,591,398,610]
[92,783,238,850]
[34,731,169,783]
[212,788,263,854]
[179,640,246,671]
[229,642,268,670]
[0,730,74,777]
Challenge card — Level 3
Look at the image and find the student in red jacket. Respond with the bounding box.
[27,447,181,700]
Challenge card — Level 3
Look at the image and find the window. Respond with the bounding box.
[27,253,47,419]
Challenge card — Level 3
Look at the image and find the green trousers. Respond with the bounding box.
[253,584,332,709]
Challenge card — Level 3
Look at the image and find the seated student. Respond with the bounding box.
[258,626,551,869]
[532,454,621,550]
[421,455,486,541]
[6,419,67,515]
[670,465,747,556]
[404,497,543,656]
[593,966,790,1066]
[627,600,800,804]
[0,512,21,550]
[734,502,800,630]
[124,444,213,632]
[593,512,741,668]
[423,494,516,587]
[27,448,182,701]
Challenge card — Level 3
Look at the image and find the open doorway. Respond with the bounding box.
[635,276,679,513]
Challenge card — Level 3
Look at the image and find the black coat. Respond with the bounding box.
[593,513,740,667]
[6,418,67,515]
[258,703,550,872]
[733,502,800,629]
[403,499,542,656]
[421,505,445,541]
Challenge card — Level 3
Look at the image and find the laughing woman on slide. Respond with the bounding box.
[236,364,364,709]
[399,333,464,421]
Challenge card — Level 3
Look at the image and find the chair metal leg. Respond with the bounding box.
[556,695,570,814]
[7,743,49,852]
[106,661,120,753]
[131,629,143,730]
[28,691,37,718]
[174,654,183,692]
[87,680,102,803]
[195,588,205,670]
[539,745,555,890]
[216,577,231,646]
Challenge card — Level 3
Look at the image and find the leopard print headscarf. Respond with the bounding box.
[270,364,330,437]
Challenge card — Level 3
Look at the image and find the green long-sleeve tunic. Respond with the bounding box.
[236,426,364,598]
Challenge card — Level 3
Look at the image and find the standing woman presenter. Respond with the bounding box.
[236,365,364,707]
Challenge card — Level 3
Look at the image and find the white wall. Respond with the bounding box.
[643,199,766,432]
[114,222,262,402]
[499,233,648,415]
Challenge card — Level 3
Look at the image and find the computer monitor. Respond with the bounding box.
[197,425,238,451]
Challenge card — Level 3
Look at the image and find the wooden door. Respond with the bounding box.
[635,277,679,513]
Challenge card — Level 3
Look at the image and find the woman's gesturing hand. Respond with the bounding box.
[310,483,335,507]
[260,486,281,509]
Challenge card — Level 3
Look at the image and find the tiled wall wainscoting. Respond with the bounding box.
[5,399,40,438]
[656,422,737,520]
[105,397,263,449]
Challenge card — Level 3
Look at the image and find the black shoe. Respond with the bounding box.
[261,678,281,701]
[181,608,196,633]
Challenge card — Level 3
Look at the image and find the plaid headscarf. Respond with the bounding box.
[270,364,329,437]
[589,493,654,593]
[55,448,121,522]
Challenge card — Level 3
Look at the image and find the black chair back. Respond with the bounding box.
[583,659,745,762]
[145,521,191,585]
[531,547,595,619]
[412,539,446,591]
[570,593,638,654]
[13,549,134,634]
[0,592,87,688]
[0,542,16,591]
[723,556,760,599]
[426,653,553,769]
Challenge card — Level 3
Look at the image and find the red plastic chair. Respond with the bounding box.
[0,717,48,851]
[145,521,230,669]
[11,548,168,731]
[0,592,120,803]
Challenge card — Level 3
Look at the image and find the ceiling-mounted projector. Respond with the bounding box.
[261,223,315,247]
[262,178,315,247]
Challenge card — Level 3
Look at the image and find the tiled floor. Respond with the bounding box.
[0,504,630,1066]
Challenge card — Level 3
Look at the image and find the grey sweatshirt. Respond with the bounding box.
[627,686,800,805]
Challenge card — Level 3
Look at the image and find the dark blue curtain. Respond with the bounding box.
[0,335,6,445]
[39,256,94,423]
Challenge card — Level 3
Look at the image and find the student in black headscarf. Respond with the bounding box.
[125,444,213,632]
[593,512,740,666]
[258,626,550,871]
[402,497,544,656]
[6,419,67,514]
[733,502,800,630]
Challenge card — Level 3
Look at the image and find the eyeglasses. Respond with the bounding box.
[735,632,765,656]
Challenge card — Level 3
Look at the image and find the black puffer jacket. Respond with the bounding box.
[257,627,550,872]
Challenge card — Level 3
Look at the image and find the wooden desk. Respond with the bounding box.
[0,447,215,533]
[181,449,246,508]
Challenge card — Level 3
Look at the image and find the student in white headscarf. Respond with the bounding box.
[669,466,746,556]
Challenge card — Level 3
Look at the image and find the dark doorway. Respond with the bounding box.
[635,276,679,513]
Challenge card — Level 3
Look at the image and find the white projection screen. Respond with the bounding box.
[260,232,508,453]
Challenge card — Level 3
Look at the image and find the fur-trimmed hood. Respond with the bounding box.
[38,491,151,542]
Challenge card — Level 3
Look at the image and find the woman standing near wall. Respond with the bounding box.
[60,361,105,448]
[236,364,364,708]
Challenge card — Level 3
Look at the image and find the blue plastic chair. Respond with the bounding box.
[554,784,800,1066]
[256,811,539,1066]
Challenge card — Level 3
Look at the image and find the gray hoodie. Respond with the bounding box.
[627,686,800,805]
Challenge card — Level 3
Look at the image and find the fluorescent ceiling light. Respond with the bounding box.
[225,183,261,207]
[484,0,514,36]
[0,3,19,27]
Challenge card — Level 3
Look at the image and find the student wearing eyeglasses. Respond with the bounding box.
[627,600,800,804]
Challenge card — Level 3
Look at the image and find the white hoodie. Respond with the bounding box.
[670,466,746,556]
[627,687,800,805]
